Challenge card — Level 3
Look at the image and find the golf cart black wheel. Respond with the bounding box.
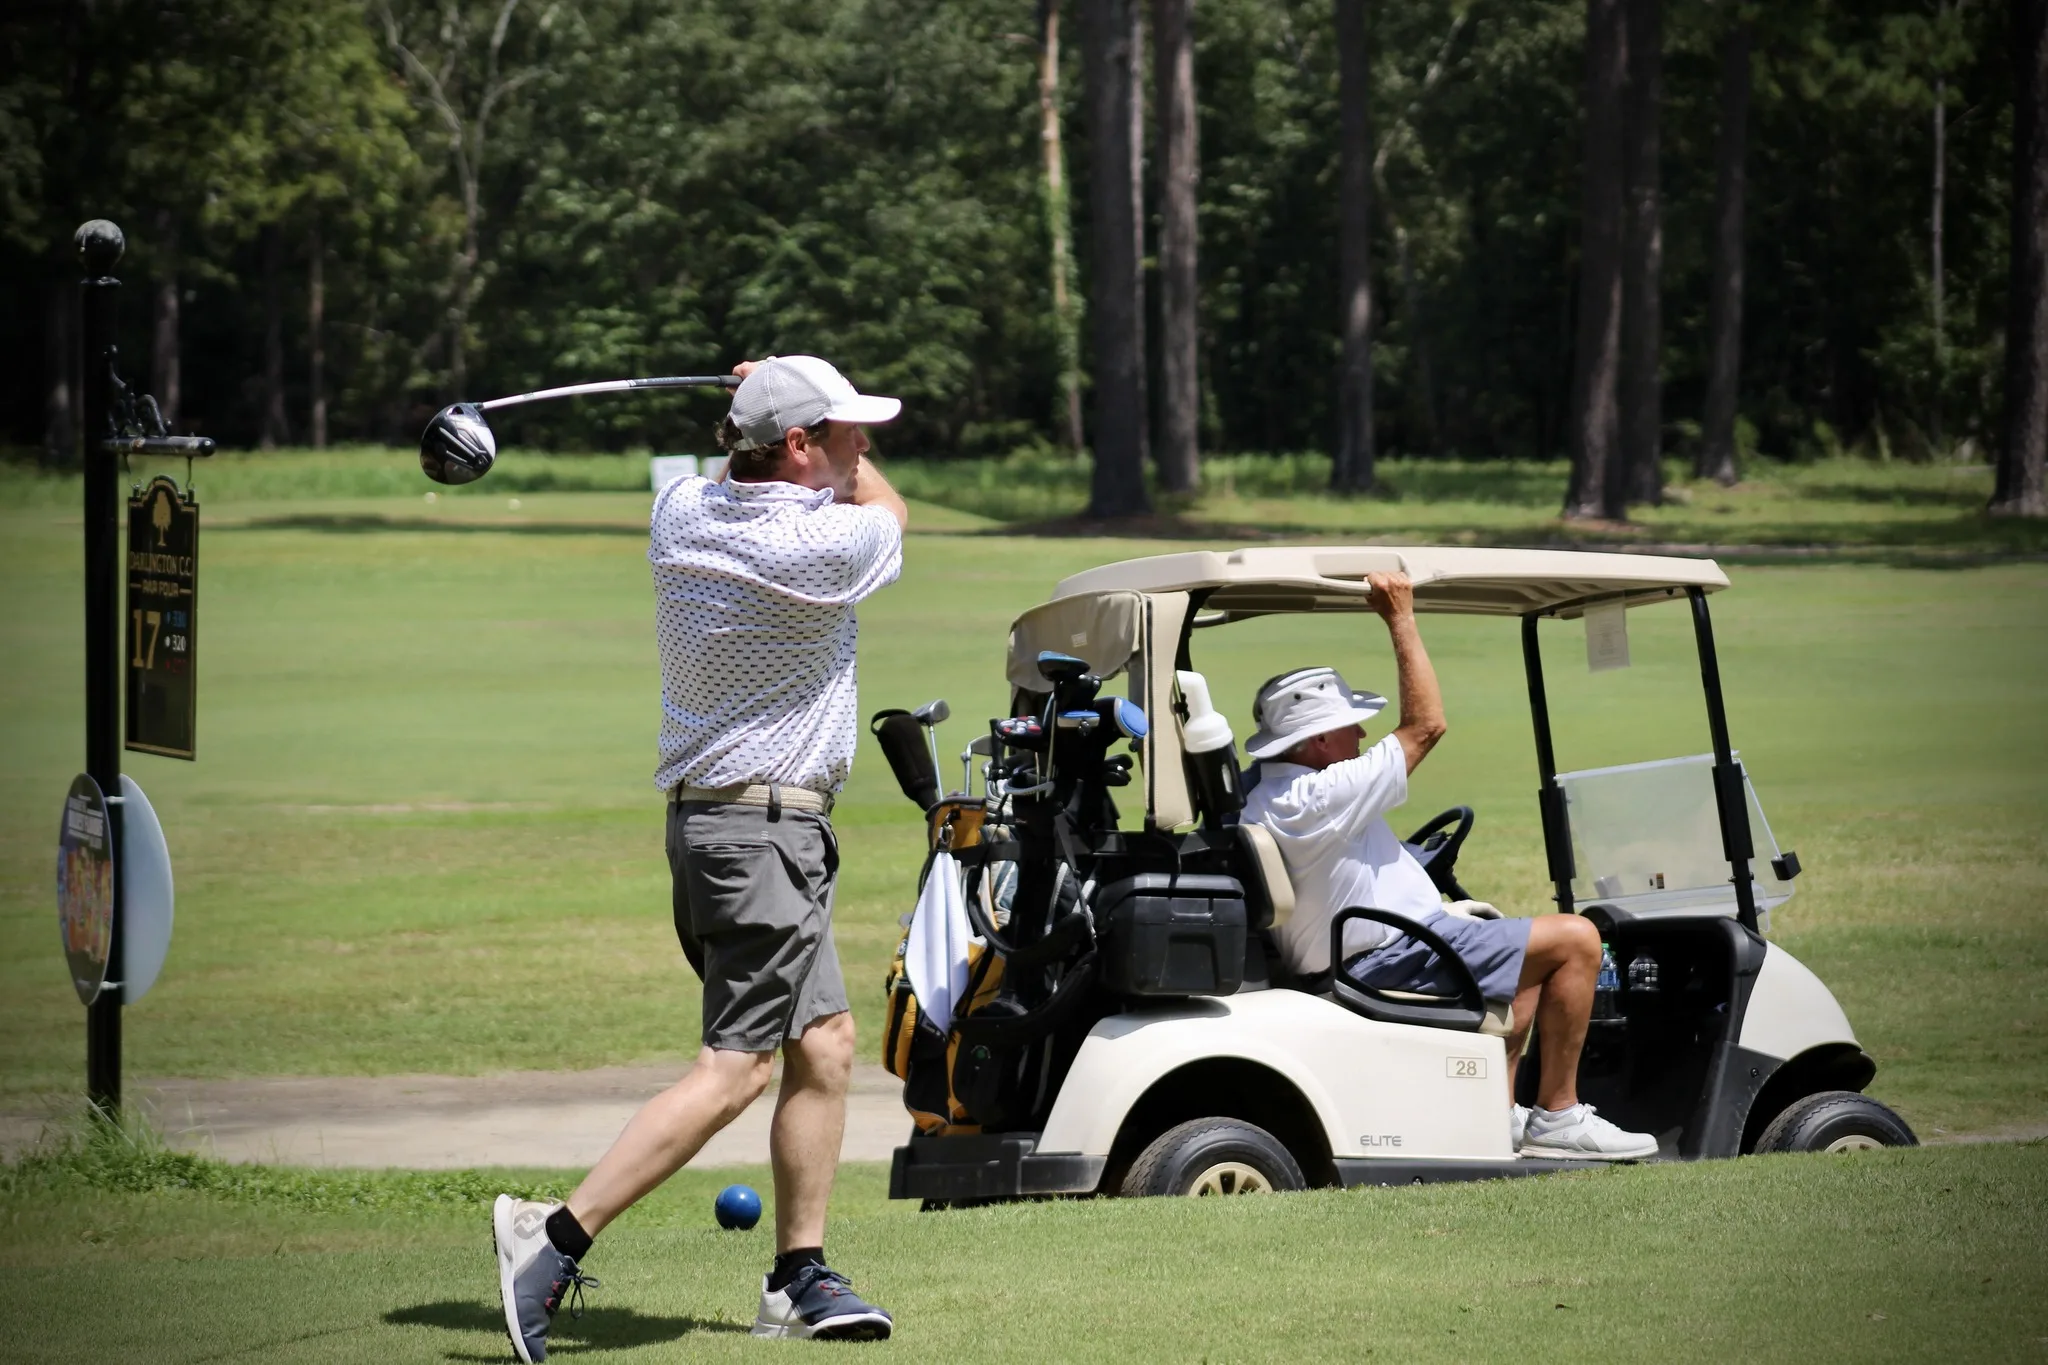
[1752,1090,1918,1154]
[1121,1118,1305,1198]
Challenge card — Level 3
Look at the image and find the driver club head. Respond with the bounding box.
[913,699,951,727]
[420,402,497,485]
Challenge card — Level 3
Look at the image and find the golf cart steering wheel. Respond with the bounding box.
[1404,805,1475,901]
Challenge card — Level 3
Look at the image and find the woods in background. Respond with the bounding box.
[1,0,2038,519]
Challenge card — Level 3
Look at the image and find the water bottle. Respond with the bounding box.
[1627,951,1660,996]
[1594,943,1621,1018]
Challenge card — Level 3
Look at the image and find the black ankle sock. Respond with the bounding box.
[768,1247,826,1292]
[545,1207,593,1262]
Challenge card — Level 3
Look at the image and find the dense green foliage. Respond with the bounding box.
[0,1,2017,461]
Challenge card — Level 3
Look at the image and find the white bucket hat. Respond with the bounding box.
[1246,666,1387,760]
[728,355,901,450]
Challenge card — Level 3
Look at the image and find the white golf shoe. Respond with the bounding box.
[493,1194,599,1363]
[1510,1104,1531,1152]
[1519,1103,1658,1160]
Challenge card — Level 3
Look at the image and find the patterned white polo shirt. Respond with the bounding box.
[649,475,903,795]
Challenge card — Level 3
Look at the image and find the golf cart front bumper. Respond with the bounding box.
[889,1132,1105,1202]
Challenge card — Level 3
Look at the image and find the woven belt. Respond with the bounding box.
[670,781,834,817]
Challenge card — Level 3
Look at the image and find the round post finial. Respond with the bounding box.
[75,220,126,275]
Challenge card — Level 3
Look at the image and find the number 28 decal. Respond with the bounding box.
[1447,1056,1487,1079]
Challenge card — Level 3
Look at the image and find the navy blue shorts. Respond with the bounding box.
[1342,909,1531,1007]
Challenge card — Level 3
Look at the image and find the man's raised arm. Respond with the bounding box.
[851,454,908,531]
[1367,570,1447,774]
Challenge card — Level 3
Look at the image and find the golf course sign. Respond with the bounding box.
[126,475,198,758]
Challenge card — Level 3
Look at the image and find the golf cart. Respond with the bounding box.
[870,547,1914,1202]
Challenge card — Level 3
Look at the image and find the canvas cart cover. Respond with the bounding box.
[1007,590,1144,690]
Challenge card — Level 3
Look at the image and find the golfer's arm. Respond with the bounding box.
[852,455,909,531]
[1386,612,1447,774]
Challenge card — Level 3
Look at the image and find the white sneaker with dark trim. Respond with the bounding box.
[1519,1103,1658,1160]
[752,1264,894,1340]
[493,1195,600,1363]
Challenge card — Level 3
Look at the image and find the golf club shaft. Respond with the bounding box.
[477,375,739,412]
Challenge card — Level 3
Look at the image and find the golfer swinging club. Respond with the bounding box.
[493,356,908,1359]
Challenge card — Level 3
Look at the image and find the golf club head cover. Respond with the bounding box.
[419,402,497,485]
[870,709,941,810]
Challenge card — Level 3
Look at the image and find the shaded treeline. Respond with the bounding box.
[0,0,2027,492]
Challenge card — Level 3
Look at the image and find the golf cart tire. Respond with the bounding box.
[1122,1118,1306,1197]
[1751,1090,1917,1154]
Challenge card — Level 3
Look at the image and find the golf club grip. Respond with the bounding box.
[477,375,740,411]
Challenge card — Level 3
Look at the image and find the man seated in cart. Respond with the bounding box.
[1241,571,1658,1161]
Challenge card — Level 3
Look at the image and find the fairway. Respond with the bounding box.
[3,486,2045,1133]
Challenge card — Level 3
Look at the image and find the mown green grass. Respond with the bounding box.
[7,445,2044,552]
[1,481,2045,1136]
[4,1131,2045,1363]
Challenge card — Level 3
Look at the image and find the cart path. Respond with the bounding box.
[3,1066,2039,1169]
[0,1062,912,1169]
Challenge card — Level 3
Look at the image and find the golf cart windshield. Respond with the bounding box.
[1557,754,1795,922]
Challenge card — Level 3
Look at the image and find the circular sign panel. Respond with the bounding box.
[58,774,114,1005]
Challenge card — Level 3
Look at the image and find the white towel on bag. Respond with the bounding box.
[904,851,974,1033]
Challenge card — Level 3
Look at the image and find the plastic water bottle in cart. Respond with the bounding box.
[1594,943,1621,1018]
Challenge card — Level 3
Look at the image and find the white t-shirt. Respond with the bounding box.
[1243,734,1445,975]
[649,475,902,794]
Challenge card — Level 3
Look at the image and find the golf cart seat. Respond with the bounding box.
[1233,824,1512,1036]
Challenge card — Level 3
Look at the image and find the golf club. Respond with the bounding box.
[960,733,993,798]
[419,374,742,485]
[912,699,950,789]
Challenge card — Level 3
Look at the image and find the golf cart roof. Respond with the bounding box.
[1051,546,1728,620]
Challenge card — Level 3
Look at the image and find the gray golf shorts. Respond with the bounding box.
[667,800,849,1052]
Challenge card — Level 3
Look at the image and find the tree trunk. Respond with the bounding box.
[260,225,290,449]
[1564,0,1629,520]
[1333,0,1376,492]
[151,209,181,430]
[1039,1,1085,451]
[1993,0,2048,517]
[1129,0,1151,474]
[1699,20,1749,487]
[1153,0,1199,493]
[1931,66,1947,452]
[1619,0,1662,506]
[1083,0,1151,517]
[310,221,328,450]
[43,282,75,467]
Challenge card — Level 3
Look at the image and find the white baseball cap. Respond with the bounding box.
[728,355,901,450]
[1245,666,1388,760]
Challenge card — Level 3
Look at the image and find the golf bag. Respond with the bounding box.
[875,656,1208,1135]
[882,809,1101,1134]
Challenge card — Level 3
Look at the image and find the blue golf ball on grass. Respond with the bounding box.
[715,1184,762,1230]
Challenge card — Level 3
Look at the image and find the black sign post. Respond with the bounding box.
[127,477,199,759]
[72,219,213,1117]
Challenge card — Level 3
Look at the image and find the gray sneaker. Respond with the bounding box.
[493,1195,600,1363]
[752,1263,894,1340]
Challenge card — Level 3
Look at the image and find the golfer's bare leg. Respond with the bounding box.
[565,1046,774,1235]
[769,1010,854,1253]
[1504,978,1543,1100]
[1513,914,1601,1113]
